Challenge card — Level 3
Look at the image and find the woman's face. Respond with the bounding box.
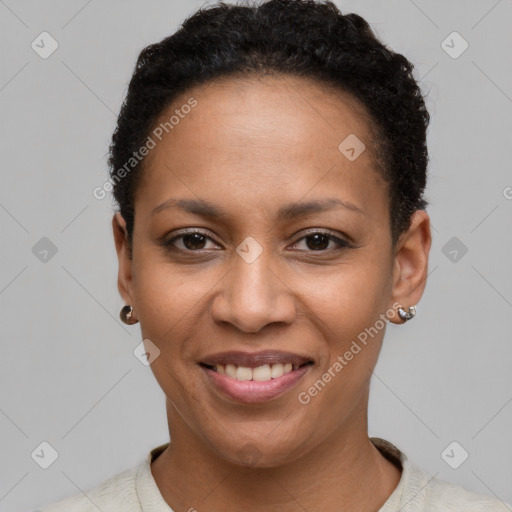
[114,75,430,466]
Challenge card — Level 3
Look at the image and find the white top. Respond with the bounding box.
[38,438,510,511]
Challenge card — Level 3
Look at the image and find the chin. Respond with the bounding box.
[214,435,309,469]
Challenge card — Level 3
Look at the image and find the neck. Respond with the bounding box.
[151,401,401,512]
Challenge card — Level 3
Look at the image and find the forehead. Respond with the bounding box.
[150,73,377,158]
[136,74,388,222]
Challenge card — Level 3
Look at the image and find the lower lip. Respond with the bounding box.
[200,364,312,404]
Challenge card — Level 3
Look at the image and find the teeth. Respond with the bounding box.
[235,366,252,381]
[271,363,284,379]
[225,364,237,379]
[253,364,272,381]
[213,362,302,381]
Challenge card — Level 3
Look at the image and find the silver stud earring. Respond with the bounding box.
[120,305,139,325]
[398,305,416,322]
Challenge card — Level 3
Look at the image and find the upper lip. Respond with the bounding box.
[200,350,314,368]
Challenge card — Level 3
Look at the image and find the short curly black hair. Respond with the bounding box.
[108,0,430,256]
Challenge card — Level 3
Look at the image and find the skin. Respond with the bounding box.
[113,74,431,512]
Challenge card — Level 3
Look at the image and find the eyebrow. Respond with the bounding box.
[152,197,366,219]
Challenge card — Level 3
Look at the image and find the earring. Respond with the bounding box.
[120,305,139,325]
[397,305,416,322]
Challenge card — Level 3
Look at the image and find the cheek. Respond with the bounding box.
[296,260,390,396]
[131,249,214,339]
[131,260,208,401]
[297,257,391,336]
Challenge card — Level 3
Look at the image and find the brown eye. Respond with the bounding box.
[164,230,220,251]
[181,233,208,250]
[290,231,351,252]
[304,233,330,250]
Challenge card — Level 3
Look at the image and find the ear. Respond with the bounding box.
[388,209,432,324]
[112,212,135,307]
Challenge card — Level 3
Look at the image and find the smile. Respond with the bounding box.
[199,361,313,403]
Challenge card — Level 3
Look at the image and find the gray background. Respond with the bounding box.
[1,0,511,510]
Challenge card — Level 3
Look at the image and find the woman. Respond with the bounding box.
[39,0,510,510]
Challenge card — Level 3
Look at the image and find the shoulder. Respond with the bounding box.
[37,466,139,512]
[372,438,511,512]
[415,469,511,511]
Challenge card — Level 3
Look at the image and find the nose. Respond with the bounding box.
[210,248,297,333]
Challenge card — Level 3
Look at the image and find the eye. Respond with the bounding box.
[289,230,351,252]
[161,229,352,253]
[163,230,220,251]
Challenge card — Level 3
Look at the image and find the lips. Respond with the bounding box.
[200,350,314,368]
[198,350,314,403]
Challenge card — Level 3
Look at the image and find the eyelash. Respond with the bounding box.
[162,229,352,254]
